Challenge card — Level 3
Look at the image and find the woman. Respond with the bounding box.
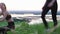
[0,3,15,34]
[41,0,58,29]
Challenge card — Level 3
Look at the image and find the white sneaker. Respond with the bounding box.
[43,28,50,34]
[46,28,50,32]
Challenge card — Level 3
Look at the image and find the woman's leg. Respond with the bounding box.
[51,2,58,27]
[41,7,49,29]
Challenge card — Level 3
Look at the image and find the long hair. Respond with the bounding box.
[0,3,6,10]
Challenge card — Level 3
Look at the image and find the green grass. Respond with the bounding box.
[0,20,60,34]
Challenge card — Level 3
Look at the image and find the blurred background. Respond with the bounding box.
[0,0,60,34]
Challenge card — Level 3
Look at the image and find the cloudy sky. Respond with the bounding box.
[0,0,60,11]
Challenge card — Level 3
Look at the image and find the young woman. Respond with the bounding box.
[41,0,58,29]
[0,3,15,34]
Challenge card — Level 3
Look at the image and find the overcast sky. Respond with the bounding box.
[0,0,60,11]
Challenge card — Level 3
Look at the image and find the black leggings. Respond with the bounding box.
[0,15,15,34]
[0,22,15,34]
[5,15,15,29]
[7,22,15,29]
[41,2,58,29]
[0,26,10,34]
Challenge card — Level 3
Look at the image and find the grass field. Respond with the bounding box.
[0,20,60,34]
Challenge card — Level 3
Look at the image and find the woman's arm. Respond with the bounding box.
[0,3,7,21]
[0,16,5,21]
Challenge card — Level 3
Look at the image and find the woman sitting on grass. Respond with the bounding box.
[0,3,15,34]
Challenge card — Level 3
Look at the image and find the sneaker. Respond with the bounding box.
[43,28,50,34]
[46,28,50,32]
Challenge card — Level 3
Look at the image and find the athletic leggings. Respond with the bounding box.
[6,15,15,29]
[41,2,58,29]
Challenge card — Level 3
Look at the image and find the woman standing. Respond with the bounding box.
[41,0,58,30]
